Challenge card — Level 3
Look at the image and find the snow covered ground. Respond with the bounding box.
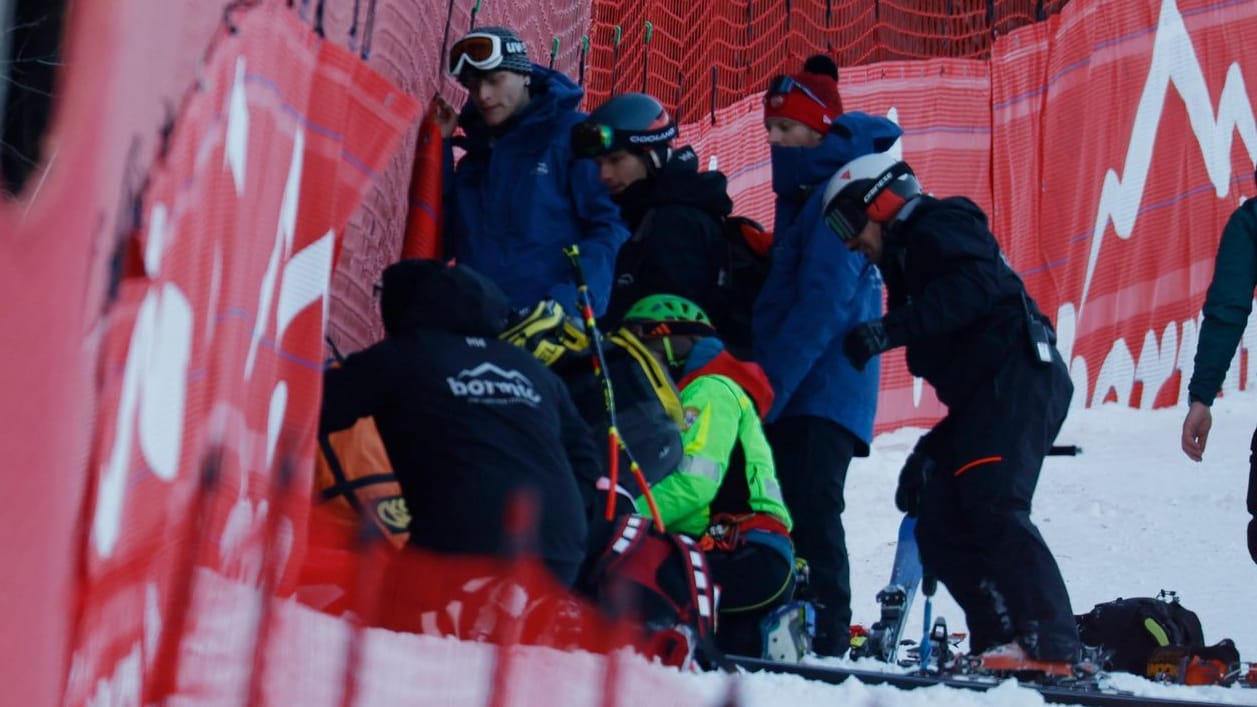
[171,394,1257,706]
[845,392,1257,663]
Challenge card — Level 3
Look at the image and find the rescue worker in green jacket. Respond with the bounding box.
[620,294,804,659]
[1181,186,1257,565]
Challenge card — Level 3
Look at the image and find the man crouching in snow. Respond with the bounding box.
[827,153,1080,673]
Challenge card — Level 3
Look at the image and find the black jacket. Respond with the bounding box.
[603,146,733,327]
[880,196,1056,409]
[1188,198,1257,405]
[320,261,599,584]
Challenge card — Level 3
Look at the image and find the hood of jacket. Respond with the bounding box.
[614,146,734,227]
[457,65,584,151]
[379,260,511,338]
[678,338,775,420]
[770,112,902,226]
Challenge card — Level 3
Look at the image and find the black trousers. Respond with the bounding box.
[706,541,795,656]
[768,415,858,656]
[915,350,1079,662]
[1248,427,1257,565]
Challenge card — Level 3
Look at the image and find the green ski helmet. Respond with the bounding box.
[621,294,716,338]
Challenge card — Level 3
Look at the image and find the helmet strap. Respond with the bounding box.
[663,336,679,368]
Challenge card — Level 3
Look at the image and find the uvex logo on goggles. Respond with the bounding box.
[449,33,527,76]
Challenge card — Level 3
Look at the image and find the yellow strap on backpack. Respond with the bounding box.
[609,328,684,426]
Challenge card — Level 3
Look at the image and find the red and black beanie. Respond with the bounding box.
[763,54,844,134]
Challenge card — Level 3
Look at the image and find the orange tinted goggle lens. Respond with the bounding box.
[449,35,499,74]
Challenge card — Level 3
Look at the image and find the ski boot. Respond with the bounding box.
[760,601,816,663]
[972,641,1077,679]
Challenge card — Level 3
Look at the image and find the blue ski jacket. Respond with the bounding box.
[752,112,901,452]
[444,66,629,316]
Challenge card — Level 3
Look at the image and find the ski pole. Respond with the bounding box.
[468,0,481,31]
[548,37,559,70]
[563,244,665,532]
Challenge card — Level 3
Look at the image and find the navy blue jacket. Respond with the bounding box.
[319,262,598,585]
[445,66,629,316]
[752,113,901,451]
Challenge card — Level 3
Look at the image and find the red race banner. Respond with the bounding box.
[683,0,1256,433]
[64,6,418,702]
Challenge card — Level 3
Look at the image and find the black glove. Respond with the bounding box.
[843,319,892,371]
[501,300,589,366]
[895,451,931,517]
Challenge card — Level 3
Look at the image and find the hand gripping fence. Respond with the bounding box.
[563,244,665,532]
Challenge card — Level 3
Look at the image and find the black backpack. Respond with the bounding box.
[1074,594,1214,674]
[711,215,772,357]
[556,330,685,500]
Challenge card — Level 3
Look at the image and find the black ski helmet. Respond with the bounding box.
[571,93,677,160]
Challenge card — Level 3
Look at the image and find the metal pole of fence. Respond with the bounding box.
[437,0,457,90]
[673,70,684,125]
[360,0,377,60]
[710,66,718,125]
[578,34,589,87]
[0,0,13,135]
[347,0,361,52]
[244,456,299,706]
[641,21,652,93]
[609,25,623,96]
[143,451,222,703]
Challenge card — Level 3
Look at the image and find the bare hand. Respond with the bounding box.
[1181,401,1212,461]
[431,95,458,139]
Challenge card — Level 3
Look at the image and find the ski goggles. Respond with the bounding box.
[448,33,528,76]
[823,194,868,243]
[571,122,618,157]
[763,75,827,109]
[570,120,677,158]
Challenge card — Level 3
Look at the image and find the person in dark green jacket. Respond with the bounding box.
[620,294,803,659]
[1181,191,1257,565]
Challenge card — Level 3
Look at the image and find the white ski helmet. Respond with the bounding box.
[821,152,921,241]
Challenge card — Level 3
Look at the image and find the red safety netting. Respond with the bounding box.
[58,5,419,703]
[581,0,1073,117]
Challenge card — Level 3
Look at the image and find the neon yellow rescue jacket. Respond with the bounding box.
[635,341,792,537]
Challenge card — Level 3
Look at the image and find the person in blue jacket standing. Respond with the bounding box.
[752,54,901,657]
[434,26,629,317]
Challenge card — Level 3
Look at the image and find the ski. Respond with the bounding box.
[727,656,1226,706]
[850,514,922,664]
